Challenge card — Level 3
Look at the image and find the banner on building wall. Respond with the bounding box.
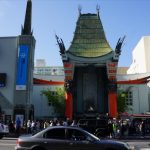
[15,114,24,127]
[63,62,74,80]
[106,62,118,81]
[16,45,29,90]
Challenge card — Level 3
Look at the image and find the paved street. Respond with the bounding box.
[0,137,17,150]
[0,137,150,150]
[121,139,150,150]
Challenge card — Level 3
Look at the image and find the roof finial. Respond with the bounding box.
[96,4,100,17]
[115,35,126,55]
[55,34,66,55]
[78,5,82,16]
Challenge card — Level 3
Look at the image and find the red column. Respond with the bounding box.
[65,92,73,120]
[108,91,117,118]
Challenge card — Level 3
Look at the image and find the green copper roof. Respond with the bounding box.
[68,13,112,57]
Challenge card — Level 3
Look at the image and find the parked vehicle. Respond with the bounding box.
[15,126,133,150]
[77,118,109,137]
[0,123,9,139]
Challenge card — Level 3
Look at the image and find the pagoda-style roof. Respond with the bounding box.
[68,13,112,58]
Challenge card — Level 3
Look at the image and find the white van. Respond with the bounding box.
[0,123,9,139]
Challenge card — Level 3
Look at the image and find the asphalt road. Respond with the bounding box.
[122,139,150,150]
[0,137,150,150]
[0,137,17,150]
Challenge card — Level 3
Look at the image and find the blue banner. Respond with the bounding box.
[16,45,29,90]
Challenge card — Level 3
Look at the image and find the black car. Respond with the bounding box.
[78,119,109,137]
[15,126,133,150]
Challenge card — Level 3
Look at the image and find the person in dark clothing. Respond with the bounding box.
[9,120,15,134]
[108,120,113,138]
[15,117,21,137]
[141,121,146,137]
[120,121,126,138]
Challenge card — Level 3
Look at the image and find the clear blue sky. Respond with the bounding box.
[0,0,150,67]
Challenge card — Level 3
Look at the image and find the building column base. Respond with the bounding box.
[65,92,73,120]
[108,91,117,118]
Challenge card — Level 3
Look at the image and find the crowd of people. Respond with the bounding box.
[8,118,76,137]
[105,119,147,139]
[7,117,149,138]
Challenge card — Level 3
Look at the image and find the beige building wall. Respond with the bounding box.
[144,37,150,72]
[35,59,46,67]
[127,36,150,74]
[33,74,64,119]
[117,67,129,75]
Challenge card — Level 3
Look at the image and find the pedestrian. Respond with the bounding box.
[31,120,36,134]
[36,120,41,132]
[141,121,146,137]
[15,117,21,137]
[27,120,31,134]
[44,120,49,128]
[108,120,113,138]
[71,120,77,126]
[8,120,15,135]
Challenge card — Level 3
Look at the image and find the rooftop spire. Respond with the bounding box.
[21,0,32,35]
[96,5,100,17]
[78,5,82,16]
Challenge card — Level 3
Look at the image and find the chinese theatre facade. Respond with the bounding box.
[56,9,125,119]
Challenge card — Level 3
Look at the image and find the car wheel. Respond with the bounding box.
[31,147,45,150]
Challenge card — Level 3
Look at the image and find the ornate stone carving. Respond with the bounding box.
[64,79,73,92]
[108,82,117,92]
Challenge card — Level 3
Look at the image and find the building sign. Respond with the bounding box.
[107,62,118,81]
[63,63,74,80]
[16,45,29,90]
[0,73,6,87]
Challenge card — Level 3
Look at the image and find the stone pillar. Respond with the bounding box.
[65,92,73,120]
[64,80,73,120]
[108,83,117,118]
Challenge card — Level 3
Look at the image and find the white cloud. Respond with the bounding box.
[0,0,11,18]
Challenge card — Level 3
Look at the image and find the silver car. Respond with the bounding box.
[15,126,133,150]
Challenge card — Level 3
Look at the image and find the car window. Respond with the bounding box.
[67,129,87,141]
[43,128,66,139]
